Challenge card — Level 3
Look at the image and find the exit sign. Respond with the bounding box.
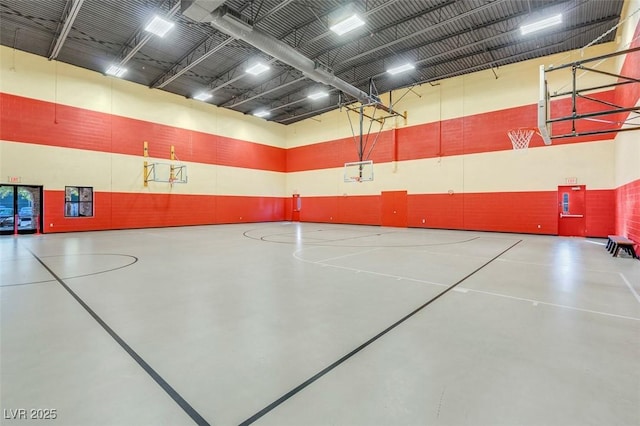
[7,176,21,183]
[565,177,578,184]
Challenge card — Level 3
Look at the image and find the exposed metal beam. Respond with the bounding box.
[203,7,391,112]
[241,2,518,109]
[48,0,84,60]
[212,0,456,107]
[339,0,509,67]
[274,40,578,124]
[225,76,306,108]
[151,0,295,90]
[266,9,616,122]
[199,0,425,106]
[209,57,280,95]
[150,35,234,89]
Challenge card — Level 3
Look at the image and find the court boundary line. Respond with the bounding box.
[460,287,640,321]
[25,247,210,426]
[294,248,640,321]
[239,239,522,425]
[245,226,481,248]
[293,248,448,288]
[619,272,640,304]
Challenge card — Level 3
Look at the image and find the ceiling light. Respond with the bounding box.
[329,14,365,36]
[246,62,270,75]
[105,65,127,77]
[307,91,329,100]
[387,63,415,75]
[520,14,562,35]
[193,92,212,101]
[145,15,174,37]
[253,110,270,118]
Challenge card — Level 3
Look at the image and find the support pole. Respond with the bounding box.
[359,105,364,162]
[143,141,149,187]
[571,65,577,134]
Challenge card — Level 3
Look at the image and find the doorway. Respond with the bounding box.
[0,185,43,235]
[381,190,408,227]
[557,185,586,237]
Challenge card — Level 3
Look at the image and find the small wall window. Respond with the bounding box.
[65,186,93,217]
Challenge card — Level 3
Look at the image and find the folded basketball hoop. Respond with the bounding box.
[507,127,537,150]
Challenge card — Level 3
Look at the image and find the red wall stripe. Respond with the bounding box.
[42,191,286,233]
[287,91,617,172]
[0,93,286,172]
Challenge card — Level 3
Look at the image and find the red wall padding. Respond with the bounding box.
[43,191,286,233]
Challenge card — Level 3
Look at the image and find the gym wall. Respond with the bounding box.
[614,0,640,253]
[285,15,640,239]
[0,8,638,244]
[0,47,288,232]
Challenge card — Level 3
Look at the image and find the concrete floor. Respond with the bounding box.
[1,222,639,426]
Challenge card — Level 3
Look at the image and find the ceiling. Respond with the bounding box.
[0,0,625,124]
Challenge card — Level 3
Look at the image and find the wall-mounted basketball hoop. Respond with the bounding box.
[507,127,538,151]
[344,160,373,183]
[143,143,188,187]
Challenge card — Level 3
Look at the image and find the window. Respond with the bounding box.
[65,186,93,217]
[562,193,569,214]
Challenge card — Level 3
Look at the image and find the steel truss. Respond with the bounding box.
[546,46,640,139]
[341,79,407,163]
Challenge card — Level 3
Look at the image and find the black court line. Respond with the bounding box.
[1,253,138,287]
[244,227,481,248]
[239,239,522,425]
[26,248,210,426]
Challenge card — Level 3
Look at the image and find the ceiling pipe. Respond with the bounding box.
[182,1,391,113]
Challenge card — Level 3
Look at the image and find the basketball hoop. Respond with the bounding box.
[507,127,537,150]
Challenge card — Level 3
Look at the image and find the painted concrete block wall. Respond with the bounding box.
[0,47,288,232]
[613,0,640,254]
[283,41,627,236]
[1,14,638,239]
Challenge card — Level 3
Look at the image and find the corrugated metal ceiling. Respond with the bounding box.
[0,0,625,124]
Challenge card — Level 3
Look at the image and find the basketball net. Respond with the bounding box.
[507,128,537,150]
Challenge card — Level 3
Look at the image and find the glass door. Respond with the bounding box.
[0,185,16,235]
[0,185,43,235]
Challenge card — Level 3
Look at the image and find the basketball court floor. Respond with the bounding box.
[1,223,639,425]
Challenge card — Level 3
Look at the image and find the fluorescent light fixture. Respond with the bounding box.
[307,91,329,100]
[253,110,270,118]
[246,62,270,75]
[106,65,127,77]
[329,14,365,35]
[387,63,415,75]
[520,14,562,35]
[193,92,212,101]
[145,15,175,37]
